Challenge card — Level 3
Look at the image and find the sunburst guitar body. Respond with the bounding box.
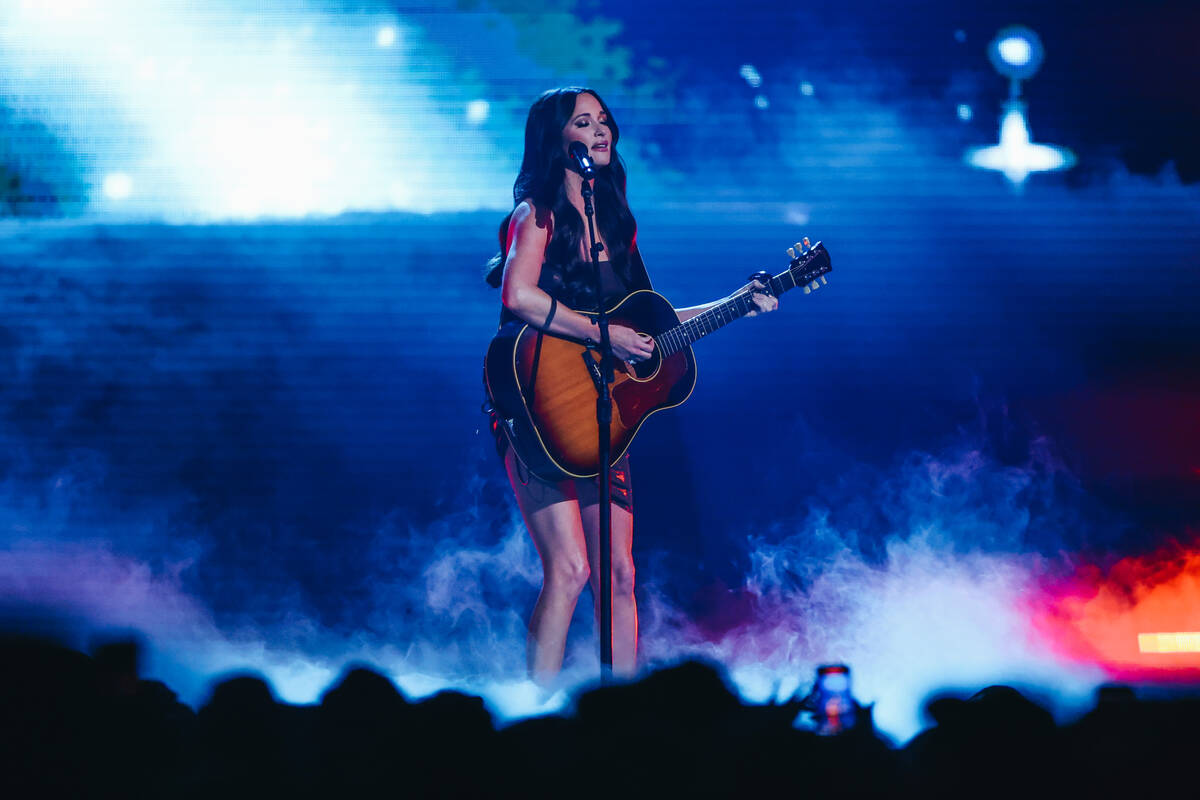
[485,240,831,482]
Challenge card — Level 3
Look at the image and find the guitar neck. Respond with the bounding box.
[657,264,807,358]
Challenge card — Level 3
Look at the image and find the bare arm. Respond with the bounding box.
[500,201,597,340]
[500,202,654,362]
[674,279,779,322]
[673,301,720,323]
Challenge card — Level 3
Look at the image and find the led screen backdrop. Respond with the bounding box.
[1,0,1198,739]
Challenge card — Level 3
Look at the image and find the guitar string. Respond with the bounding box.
[660,290,750,356]
[655,256,818,356]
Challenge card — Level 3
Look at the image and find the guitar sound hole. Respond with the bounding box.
[629,348,661,381]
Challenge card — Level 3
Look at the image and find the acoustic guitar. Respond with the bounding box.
[485,240,832,482]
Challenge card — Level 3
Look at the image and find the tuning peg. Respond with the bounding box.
[810,280,820,290]
[802,236,811,249]
[819,275,827,285]
[793,241,803,252]
[787,247,796,259]
[803,285,811,294]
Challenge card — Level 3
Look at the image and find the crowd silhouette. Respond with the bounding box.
[3,634,1197,797]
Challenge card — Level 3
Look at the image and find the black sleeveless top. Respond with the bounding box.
[498,246,653,327]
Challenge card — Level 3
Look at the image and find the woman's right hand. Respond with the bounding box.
[607,324,656,364]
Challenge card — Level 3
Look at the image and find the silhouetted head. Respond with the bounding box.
[320,665,408,722]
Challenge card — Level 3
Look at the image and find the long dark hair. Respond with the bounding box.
[484,87,640,309]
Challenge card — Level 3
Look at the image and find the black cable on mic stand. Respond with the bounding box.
[569,141,614,680]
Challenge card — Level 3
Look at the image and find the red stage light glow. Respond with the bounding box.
[1033,541,1200,680]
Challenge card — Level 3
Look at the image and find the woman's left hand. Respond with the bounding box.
[746,279,779,317]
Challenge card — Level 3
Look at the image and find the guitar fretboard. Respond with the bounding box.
[656,262,810,358]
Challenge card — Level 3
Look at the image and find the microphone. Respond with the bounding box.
[567,141,596,179]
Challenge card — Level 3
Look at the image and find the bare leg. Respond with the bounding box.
[506,451,590,684]
[581,502,638,676]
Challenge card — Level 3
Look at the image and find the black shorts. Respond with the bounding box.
[503,445,633,514]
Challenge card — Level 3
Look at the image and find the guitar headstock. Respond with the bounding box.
[785,237,832,294]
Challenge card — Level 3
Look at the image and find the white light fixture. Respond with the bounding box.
[965,25,1074,188]
[996,36,1032,68]
[965,102,1074,185]
[988,25,1043,82]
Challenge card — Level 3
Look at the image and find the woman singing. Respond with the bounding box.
[485,87,777,684]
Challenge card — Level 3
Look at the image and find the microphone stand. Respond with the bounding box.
[579,172,614,681]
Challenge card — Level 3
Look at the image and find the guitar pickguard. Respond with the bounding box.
[612,350,691,429]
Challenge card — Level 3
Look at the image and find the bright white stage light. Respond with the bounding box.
[799,81,814,97]
[1,2,515,219]
[997,36,1032,68]
[27,0,95,20]
[389,180,417,211]
[957,104,972,121]
[754,94,769,110]
[202,109,337,218]
[968,26,1071,187]
[964,102,1075,186]
[102,172,133,199]
[739,64,762,88]
[988,25,1043,81]
[466,99,490,125]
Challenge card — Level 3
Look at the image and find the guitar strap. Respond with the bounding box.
[629,239,654,292]
[527,330,544,411]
